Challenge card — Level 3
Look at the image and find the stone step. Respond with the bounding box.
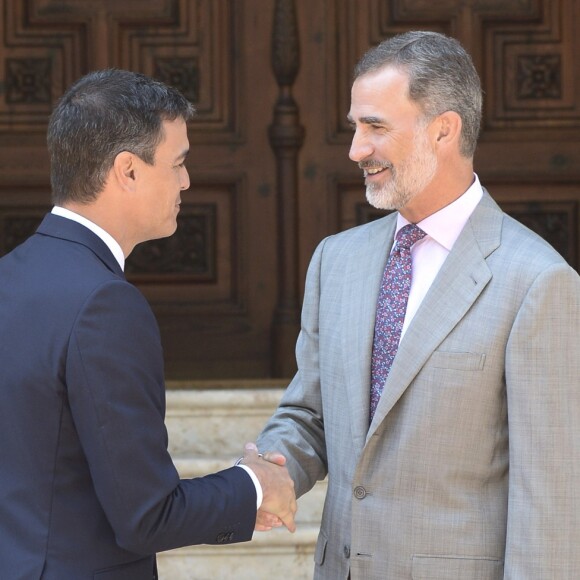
[158,385,326,579]
[157,525,319,580]
[164,382,288,457]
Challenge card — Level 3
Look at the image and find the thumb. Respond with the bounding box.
[243,442,260,462]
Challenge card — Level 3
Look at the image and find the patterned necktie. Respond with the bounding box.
[369,224,427,422]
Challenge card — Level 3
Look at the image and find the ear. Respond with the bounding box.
[112,151,138,192]
[432,111,462,148]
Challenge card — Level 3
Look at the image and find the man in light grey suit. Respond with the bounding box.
[256,31,580,579]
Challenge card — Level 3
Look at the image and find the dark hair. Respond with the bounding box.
[47,69,195,205]
[354,31,482,157]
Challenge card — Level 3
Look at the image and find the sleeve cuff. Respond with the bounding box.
[235,464,263,509]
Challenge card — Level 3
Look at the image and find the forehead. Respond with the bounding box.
[155,117,189,156]
[349,66,421,121]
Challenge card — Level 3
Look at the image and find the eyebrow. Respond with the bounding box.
[347,115,390,127]
[176,148,190,162]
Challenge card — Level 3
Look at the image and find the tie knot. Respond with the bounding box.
[395,224,426,250]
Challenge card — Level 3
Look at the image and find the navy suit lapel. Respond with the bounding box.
[35,213,125,278]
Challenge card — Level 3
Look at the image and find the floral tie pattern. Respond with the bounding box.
[369,224,427,422]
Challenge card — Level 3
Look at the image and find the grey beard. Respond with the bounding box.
[365,180,414,211]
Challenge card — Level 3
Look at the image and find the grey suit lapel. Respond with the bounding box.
[342,215,397,448]
[367,191,503,439]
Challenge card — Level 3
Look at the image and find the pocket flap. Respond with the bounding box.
[412,554,502,579]
[430,351,486,371]
[94,557,155,580]
[314,530,328,565]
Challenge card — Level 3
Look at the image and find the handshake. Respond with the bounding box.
[239,442,297,533]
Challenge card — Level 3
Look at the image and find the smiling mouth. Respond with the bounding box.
[363,166,389,178]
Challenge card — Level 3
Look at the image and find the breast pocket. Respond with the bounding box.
[430,351,486,371]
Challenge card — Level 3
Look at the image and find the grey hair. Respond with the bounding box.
[47,68,195,205]
[354,31,482,157]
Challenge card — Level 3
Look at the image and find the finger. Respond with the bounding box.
[256,510,283,532]
[276,499,298,533]
[262,451,286,466]
[257,511,283,528]
[278,510,297,534]
[242,442,259,463]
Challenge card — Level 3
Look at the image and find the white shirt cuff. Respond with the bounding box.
[235,464,263,509]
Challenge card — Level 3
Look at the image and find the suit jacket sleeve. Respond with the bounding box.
[66,279,256,554]
[504,262,580,577]
[258,238,329,497]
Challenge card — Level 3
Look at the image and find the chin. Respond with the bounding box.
[152,223,178,241]
[366,183,421,212]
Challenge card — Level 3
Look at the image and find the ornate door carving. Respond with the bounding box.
[0,0,577,379]
[297,0,579,272]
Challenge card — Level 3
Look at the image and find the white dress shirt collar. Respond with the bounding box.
[396,174,484,251]
[51,206,125,271]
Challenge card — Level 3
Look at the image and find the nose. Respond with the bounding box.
[349,128,373,163]
[180,165,190,191]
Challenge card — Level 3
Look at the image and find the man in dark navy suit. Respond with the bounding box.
[0,69,295,580]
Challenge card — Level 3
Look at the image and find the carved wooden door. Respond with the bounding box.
[0,0,283,379]
[0,0,578,379]
[293,0,579,271]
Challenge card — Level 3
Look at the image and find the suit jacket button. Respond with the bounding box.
[353,486,366,499]
[343,545,351,559]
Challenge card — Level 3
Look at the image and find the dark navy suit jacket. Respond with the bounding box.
[0,214,256,579]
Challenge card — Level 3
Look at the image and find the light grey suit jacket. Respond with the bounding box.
[258,190,580,579]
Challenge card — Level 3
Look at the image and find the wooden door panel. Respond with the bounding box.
[296,0,579,278]
[0,0,577,379]
[0,0,278,379]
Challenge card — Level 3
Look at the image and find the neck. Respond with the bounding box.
[399,161,474,223]
[61,200,133,257]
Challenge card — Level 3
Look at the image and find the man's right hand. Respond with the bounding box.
[241,442,297,533]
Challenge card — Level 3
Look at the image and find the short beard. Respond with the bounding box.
[363,128,438,211]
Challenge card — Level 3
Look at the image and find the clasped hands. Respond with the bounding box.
[240,442,297,533]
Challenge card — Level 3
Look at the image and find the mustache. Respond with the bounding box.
[358,160,393,171]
